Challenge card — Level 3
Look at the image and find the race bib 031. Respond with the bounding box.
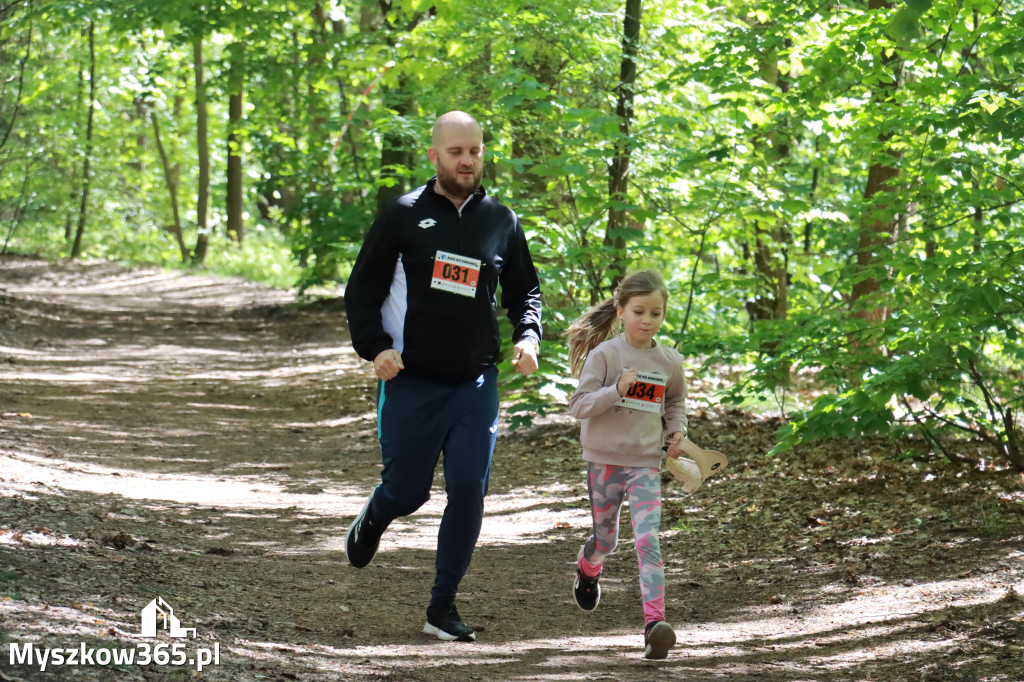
[431,250,481,298]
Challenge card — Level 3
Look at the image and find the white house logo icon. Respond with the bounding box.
[141,597,197,638]
[418,218,436,229]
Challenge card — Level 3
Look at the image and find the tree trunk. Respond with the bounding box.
[192,38,210,264]
[2,163,33,254]
[70,21,96,260]
[373,2,428,211]
[509,43,560,196]
[746,28,791,376]
[65,39,84,244]
[850,0,904,322]
[304,4,337,281]
[603,0,642,297]
[225,41,245,245]
[131,98,146,174]
[0,7,30,156]
[851,151,901,322]
[150,109,187,261]
[376,79,416,211]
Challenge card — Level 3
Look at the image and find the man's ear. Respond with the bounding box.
[427,147,438,166]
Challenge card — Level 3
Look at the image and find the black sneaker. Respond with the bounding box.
[345,495,383,568]
[423,602,476,642]
[573,568,601,612]
[644,621,676,660]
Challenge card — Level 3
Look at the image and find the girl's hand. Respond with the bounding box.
[617,368,638,396]
[665,431,685,458]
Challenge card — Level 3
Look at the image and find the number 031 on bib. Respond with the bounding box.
[615,370,668,413]
[431,250,482,298]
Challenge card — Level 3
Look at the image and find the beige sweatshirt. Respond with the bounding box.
[569,334,687,468]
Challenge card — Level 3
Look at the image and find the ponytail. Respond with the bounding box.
[567,298,618,376]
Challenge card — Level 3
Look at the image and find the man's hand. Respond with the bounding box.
[511,339,539,377]
[373,349,404,381]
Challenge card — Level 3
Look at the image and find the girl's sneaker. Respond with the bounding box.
[644,621,676,660]
[573,547,601,611]
[573,567,601,611]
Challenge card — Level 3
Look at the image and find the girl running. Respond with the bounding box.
[566,269,687,660]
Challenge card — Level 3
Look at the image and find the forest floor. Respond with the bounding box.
[0,255,1022,682]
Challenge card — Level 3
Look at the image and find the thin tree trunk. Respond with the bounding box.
[150,109,187,261]
[0,9,30,156]
[966,10,984,255]
[2,160,33,254]
[131,98,146,174]
[747,30,791,359]
[192,37,210,264]
[66,41,84,243]
[603,0,642,298]
[71,21,96,260]
[304,4,336,280]
[330,18,367,186]
[225,41,244,244]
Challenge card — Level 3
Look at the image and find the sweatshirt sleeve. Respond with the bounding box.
[499,213,543,347]
[343,208,399,363]
[661,353,688,436]
[569,349,623,420]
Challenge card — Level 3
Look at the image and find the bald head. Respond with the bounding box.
[431,111,482,148]
[428,111,485,203]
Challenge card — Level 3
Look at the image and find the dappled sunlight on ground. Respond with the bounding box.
[3,258,1023,681]
[7,568,1012,680]
[4,580,1014,681]
[0,449,592,548]
[0,450,361,512]
[3,431,1022,680]
[0,528,85,548]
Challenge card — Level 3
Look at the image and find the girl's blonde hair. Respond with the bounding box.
[566,269,669,376]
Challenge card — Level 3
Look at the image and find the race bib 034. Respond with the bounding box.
[615,370,667,413]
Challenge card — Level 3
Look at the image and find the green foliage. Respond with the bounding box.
[2,0,1023,469]
[498,314,579,431]
[759,232,1024,468]
[887,0,934,45]
[203,227,302,289]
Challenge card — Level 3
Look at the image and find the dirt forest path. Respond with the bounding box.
[1,256,1022,682]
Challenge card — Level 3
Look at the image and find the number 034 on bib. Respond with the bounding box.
[615,370,668,413]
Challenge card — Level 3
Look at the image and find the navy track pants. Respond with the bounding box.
[367,365,499,603]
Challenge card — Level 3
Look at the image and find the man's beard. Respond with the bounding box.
[436,165,482,200]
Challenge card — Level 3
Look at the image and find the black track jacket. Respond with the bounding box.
[344,178,543,383]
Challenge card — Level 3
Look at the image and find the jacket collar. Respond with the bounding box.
[426,176,487,211]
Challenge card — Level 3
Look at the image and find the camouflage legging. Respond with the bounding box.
[578,462,665,625]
